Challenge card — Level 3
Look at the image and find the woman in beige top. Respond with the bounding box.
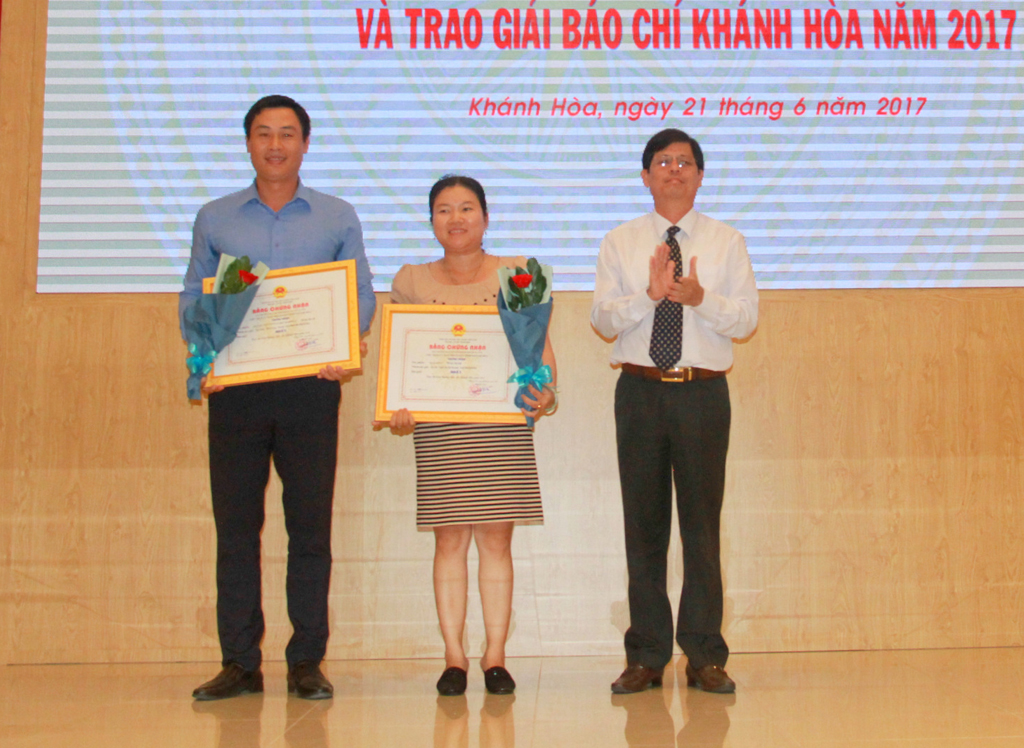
[387,175,556,696]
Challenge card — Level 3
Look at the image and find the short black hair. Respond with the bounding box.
[244,95,311,141]
[641,128,704,173]
[428,175,488,218]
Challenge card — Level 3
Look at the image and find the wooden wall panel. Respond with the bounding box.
[2,0,1023,664]
[723,289,1024,652]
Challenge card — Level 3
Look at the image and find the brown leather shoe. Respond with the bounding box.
[685,663,735,694]
[192,663,264,700]
[611,664,664,694]
[287,661,334,700]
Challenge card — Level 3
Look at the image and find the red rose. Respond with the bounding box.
[512,273,533,289]
[239,270,258,285]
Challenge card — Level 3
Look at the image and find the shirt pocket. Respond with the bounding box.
[689,256,723,292]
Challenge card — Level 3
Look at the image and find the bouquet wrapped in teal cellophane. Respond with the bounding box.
[497,258,553,428]
[182,254,268,400]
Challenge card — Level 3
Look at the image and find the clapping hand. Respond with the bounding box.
[665,256,704,307]
[647,242,675,301]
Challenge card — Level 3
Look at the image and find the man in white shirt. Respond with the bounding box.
[592,129,758,695]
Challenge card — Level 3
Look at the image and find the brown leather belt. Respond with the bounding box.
[621,362,726,383]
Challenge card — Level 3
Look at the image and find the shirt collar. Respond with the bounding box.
[293,181,313,206]
[241,181,261,205]
[651,207,698,239]
[242,179,311,209]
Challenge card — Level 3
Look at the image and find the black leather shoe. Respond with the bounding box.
[192,663,264,701]
[483,666,516,694]
[287,661,334,700]
[610,664,664,694]
[437,666,468,696]
[685,663,736,694]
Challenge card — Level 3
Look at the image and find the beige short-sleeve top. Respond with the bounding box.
[389,255,528,306]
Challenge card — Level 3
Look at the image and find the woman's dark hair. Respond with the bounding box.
[244,95,311,141]
[428,175,488,218]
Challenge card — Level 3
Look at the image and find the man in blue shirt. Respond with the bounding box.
[181,95,376,701]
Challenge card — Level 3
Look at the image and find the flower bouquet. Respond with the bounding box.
[182,253,268,400]
[497,257,554,428]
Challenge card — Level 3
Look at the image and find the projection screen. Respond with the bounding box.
[39,1,1024,292]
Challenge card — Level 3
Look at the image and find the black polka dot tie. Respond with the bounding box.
[649,226,683,370]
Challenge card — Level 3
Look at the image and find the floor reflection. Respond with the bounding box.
[286,696,332,748]
[191,692,265,748]
[189,690,335,748]
[612,665,732,748]
[480,694,515,748]
[5,652,1023,747]
[434,693,517,748]
[678,688,732,747]
[434,695,469,748]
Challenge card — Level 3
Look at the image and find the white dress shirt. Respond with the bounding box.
[591,209,758,371]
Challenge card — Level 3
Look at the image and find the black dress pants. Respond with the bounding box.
[614,371,731,671]
[207,376,340,671]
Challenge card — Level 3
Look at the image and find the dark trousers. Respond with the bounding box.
[614,371,731,671]
[207,376,340,671]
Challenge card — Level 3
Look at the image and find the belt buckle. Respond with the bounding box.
[660,367,694,382]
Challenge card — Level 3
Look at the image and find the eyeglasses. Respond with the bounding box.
[653,155,697,170]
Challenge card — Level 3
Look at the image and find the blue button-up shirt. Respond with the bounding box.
[178,181,376,336]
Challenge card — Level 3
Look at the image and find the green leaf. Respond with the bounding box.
[506,278,523,311]
[526,257,541,277]
[533,271,547,301]
[220,255,253,295]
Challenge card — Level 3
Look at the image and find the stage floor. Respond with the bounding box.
[2,649,1024,747]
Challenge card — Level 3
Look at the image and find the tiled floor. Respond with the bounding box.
[3,649,1024,746]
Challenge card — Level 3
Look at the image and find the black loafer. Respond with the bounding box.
[483,666,516,694]
[287,660,334,700]
[437,666,468,696]
[192,663,264,701]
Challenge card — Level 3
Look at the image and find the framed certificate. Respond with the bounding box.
[376,304,526,425]
[204,260,361,387]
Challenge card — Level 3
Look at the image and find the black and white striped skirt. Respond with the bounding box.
[413,422,544,528]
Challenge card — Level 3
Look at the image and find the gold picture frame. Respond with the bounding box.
[203,260,361,387]
[375,304,526,425]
